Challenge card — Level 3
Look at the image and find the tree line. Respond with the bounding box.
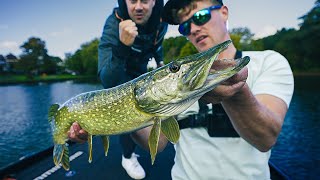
[4,0,319,76]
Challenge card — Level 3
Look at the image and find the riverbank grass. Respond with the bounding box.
[0,74,97,85]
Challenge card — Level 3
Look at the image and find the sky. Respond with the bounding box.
[0,0,316,59]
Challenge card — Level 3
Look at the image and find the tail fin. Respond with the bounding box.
[48,104,60,122]
[53,143,70,170]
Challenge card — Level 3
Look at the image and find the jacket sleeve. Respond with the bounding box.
[98,13,131,88]
[154,22,168,66]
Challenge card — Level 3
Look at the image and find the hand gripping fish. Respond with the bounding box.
[48,40,250,170]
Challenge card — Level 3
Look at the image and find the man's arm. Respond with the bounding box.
[98,16,140,88]
[98,15,130,88]
[222,84,286,152]
[131,126,169,153]
[203,52,293,152]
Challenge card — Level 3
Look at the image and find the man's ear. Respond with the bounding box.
[220,6,229,22]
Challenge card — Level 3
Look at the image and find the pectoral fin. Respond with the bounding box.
[101,136,109,156]
[88,134,93,163]
[161,116,180,144]
[148,118,161,164]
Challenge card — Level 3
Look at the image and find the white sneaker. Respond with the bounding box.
[122,153,146,179]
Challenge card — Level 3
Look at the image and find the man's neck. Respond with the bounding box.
[218,43,237,60]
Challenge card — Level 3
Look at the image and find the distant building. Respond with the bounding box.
[0,53,20,73]
[0,55,7,72]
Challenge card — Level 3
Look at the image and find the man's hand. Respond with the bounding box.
[201,66,248,104]
[119,20,138,46]
[68,122,88,143]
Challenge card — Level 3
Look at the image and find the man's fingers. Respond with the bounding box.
[119,20,138,46]
[221,67,248,85]
[121,20,138,35]
[72,122,80,132]
[78,129,88,141]
[126,28,138,38]
[120,19,136,27]
[68,122,88,143]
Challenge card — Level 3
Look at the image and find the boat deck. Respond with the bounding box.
[1,135,174,180]
[1,135,289,180]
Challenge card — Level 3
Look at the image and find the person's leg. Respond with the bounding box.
[120,134,146,179]
[120,134,137,158]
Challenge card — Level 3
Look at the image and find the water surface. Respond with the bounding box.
[0,77,319,179]
[0,81,102,168]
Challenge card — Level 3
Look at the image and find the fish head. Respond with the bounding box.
[134,40,250,116]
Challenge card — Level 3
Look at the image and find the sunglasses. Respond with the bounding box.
[178,5,222,36]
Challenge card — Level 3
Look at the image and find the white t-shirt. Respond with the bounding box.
[172,50,294,180]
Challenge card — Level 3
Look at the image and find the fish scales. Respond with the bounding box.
[54,82,154,140]
[49,40,250,170]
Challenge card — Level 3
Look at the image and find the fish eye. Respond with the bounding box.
[169,63,180,73]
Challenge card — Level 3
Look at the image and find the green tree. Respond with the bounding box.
[179,42,197,57]
[163,36,188,64]
[65,39,98,75]
[297,0,320,71]
[229,27,254,50]
[299,0,320,29]
[17,37,60,76]
[253,0,320,72]
[17,37,47,76]
[43,56,62,74]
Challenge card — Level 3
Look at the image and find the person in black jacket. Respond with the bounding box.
[69,0,167,179]
[98,0,167,87]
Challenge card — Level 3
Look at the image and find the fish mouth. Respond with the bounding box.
[195,56,250,96]
[182,40,232,90]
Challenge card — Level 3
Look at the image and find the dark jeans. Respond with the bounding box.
[120,134,137,158]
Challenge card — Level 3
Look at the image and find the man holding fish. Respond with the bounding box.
[68,0,294,179]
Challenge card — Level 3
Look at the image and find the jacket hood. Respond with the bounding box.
[117,0,164,33]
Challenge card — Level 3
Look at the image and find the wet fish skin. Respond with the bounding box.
[49,40,250,170]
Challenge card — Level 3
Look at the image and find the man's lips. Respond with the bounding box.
[135,14,144,19]
[196,35,207,43]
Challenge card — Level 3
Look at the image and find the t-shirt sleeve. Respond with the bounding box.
[251,50,294,108]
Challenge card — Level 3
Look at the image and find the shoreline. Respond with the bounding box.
[0,74,98,86]
[0,73,318,86]
[293,72,320,77]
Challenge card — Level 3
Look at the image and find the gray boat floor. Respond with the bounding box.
[12,135,175,180]
[1,136,288,180]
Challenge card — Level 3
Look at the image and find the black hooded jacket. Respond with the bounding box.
[98,0,168,88]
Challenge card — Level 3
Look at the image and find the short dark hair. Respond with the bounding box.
[162,0,223,25]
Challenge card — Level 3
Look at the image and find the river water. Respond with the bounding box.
[0,76,319,179]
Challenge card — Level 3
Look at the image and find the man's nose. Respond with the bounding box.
[190,22,201,35]
[135,1,143,10]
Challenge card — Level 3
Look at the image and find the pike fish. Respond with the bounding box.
[49,40,250,170]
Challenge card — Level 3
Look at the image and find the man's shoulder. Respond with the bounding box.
[106,9,120,24]
[243,50,283,60]
[243,50,289,68]
[101,9,120,38]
